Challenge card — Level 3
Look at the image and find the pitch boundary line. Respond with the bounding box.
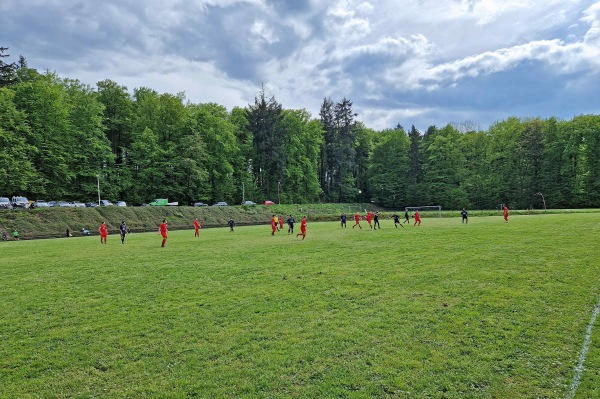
[566,294,600,399]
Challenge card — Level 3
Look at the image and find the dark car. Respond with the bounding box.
[0,197,13,210]
[193,202,208,207]
[85,202,99,207]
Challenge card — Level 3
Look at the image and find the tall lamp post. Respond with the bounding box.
[242,182,245,203]
[277,181,281,204]
[97,175,101,206]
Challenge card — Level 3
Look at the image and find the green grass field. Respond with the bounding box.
[1,214,599,398]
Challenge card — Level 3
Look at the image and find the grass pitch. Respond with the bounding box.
[1,214,599,398]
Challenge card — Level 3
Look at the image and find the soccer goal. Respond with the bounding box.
[405,205,442,217]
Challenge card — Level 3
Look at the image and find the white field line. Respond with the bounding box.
[567,295,600,399]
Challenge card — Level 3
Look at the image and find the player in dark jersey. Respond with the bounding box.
[340,213,347,228]
[228,218,235,232]
[287,215,295,234]
[373,211,381,229]
[120,221,127,244]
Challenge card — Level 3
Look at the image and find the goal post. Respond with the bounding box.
[405,205,442,218]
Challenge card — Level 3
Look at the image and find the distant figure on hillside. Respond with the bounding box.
[340,213,347,228]
[194,218,201,237]
[159,219,168,247]
[373,211,381,229]
[503,205,509,223]
[287,215,295,234]
[228,218,235,232]
[81,228,90,236]
[404,210,410,224]
[1,230,7,241]
[413,210,421,226]
[120,221,127,244]
[99,222,108,244]
[461,209,468,224]
[296,216,307,240]
[352,211,362,229]
[12,229,19,240]
[66,227,72,237]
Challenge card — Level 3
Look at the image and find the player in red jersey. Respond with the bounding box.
[503,205,509,223]
[271,215,277,236]
[159,219,168,247]
[352,211,362,229]
[414,210,421,226]
[99,221,108,244]
[296,216,307,240]
[366,210,373,230]
[194,218,200,237]
[279,215,284,231]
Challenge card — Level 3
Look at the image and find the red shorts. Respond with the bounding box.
[161,233,168,239]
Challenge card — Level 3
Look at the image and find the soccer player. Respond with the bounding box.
[403,210,410,224]
[279,215,284,231]
[413,210,421,226]
[296,216,307,240]
[99,222,108,244]
[373,211,381,229]
[503,205,509,223]
[228,218,235,232]
[12,229,19,241]
[287,215,295,234]
[340,213,347,228]
[274,215,279,231]
[352,211,362,229]
[392,213,401,228]
[461,209,468,224]
[194,218,201,237]
[120,221,127,244]
[159,219,168,247]
[366,210,373,230]
[271,215,277,236]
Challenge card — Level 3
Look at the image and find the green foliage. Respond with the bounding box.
[3,58,600,210]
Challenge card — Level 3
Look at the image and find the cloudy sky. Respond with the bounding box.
[2,0,600,131]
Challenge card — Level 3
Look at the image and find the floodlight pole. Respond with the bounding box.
[277,181,281,204]
[97,175,101,205]
[242,182,245,203]
[535,192,547,210]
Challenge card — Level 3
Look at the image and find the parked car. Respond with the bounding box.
[48,201,58,207]
[193,202,208,207]
[263,200,275,205]
[56,201,72,207]
[99,200,113,206]
[0,197,13,210]
[116,201,127,207]
[32,200,50,208]
[71,201,86,208]
[85,202,99,207]
[213,202,228,206]
[11,196,30,209]
[242,200,256,205]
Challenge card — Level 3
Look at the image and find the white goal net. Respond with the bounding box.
[405,205,442,217]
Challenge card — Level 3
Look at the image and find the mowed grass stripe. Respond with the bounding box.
[0,213,599,398]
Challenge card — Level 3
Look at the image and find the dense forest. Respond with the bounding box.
[1,48,600,210]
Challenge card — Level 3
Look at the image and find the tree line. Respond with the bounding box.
[1,48,600,209]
